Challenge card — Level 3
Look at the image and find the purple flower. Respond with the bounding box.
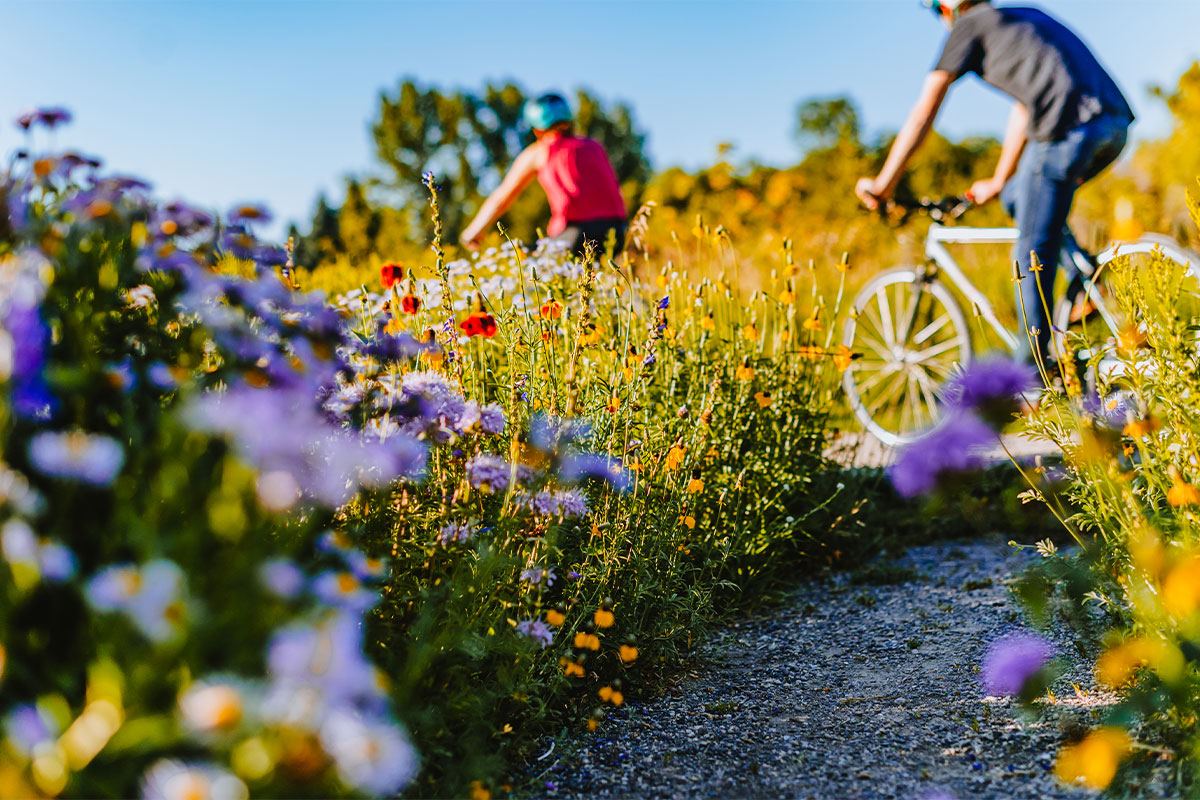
[266,611,387,717]
[515,619,554,649]
[259,558,306,599]
[14,106,72,131]
[513,488,589,519]
[561,453,631,491]
[888,414,994,498]
[3,301,58,421]
[520,566,557,588]
[5,704,56,757]
[1081,391,1135,430]
[657,296,670,309]
[479,403,506,435]
[981,634,1054,696]
[438,522,474,546]
[28,430,125,486]
[943,359,1036,419]
[465,454,527,492]
[312,571,379,613]
[38,541,77,582]
[227,203,273,226]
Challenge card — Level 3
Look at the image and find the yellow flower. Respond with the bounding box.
[742,323,759,341]
[469,781,491,800]
[1054,728,1130,789]
[587,718,599,731]
[701,313,716,331]
[605,394,621,414]
[797,345,822,360]
[836,253,851,273]
[779,289,795,304]
[834,346,857,373]
[1163,558,1200,617]
[802,312,822,332]
[559,658,585,678]
[622,367,635,382]
[680,515,696,529]
[687,478,704,493]
[598,686,624,706]
[1096,638,1158,687]
[735,361,754,381]
[665,446,686,471]
[594,609,615,629]
[656,273,668,289]
[754,391,772,408]
[1167,479,1200,507]
[574,631,600,650]
[1117,325,1146,354]
[619,645,639,663]
[545,609,566,627]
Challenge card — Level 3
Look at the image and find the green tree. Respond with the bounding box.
[794,96,862,152]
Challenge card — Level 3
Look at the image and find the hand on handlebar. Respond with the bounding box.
[855,177,890,212]
[966,177,1005,206]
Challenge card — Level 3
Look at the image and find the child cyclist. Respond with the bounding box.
[461,93,628,259]
[855,0,1134,366]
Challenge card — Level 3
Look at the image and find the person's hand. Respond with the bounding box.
[855,177,888,211]
[966,177,1005,206]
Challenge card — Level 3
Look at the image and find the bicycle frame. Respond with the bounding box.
[923,225,1020,351]
[921,224,1116,353]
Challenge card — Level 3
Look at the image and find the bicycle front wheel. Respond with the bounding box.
[842,269,972,447]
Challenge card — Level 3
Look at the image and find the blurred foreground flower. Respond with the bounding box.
[86,560,186,642]
[943,358,1036,427]
[27,430,125,486]
[888,415,994,498]
[140,759,248,800]
[1054,727,1130,789]
[980,634,1054,697]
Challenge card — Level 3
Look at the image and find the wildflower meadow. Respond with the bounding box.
[5,38,1200,800]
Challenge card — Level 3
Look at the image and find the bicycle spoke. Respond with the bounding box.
[865,368,909,415]
[907,372,927,429]
[914,369,942,416]
[856,362,902,396]
[912,313,952,345]
[896,284,922,344]
[855,330,895,362]
[908,337,963,364]
[876,286,896,347]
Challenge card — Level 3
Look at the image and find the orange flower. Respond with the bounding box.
[1123,418,1160,439]
[401,293,421,314]
[686,477,704,493]
[384,317,403,336]
[619,645,639,663]
[605,394,621,413]
[665,446,686,471]
[1168,479,1200,507]
[587,718,599,731]
[802,312,822,331]
[574,632,601,650]
[834,346,858,372]
[559,658,585,678]
[736,360,754,381]
[597,685,624,705]
[545,609,566,627]
[754,391,772,408]
[593,609,615,628]
[541,300,563,319]
[680,515,696,529]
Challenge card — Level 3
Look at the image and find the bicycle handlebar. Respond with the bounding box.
[876,195,974,225]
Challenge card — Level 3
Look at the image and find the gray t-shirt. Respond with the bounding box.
[935,4,1134,141]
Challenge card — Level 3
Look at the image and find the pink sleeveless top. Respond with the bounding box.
[536,136,627,236]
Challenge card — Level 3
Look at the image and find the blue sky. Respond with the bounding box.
[3,0,1198,238]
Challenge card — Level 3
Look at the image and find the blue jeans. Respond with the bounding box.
[1001,114,1130,364]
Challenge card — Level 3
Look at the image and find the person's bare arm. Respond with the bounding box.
[856,71,955,209]
[968,102,1028,204]
[461,146,540,248]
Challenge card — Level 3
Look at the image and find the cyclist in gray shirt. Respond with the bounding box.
[856,0,1134,366]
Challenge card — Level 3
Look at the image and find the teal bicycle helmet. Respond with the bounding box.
[523,93,573,131]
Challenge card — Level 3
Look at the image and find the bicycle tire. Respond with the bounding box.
[842,268,973,448]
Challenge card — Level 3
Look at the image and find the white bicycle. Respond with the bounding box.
[842,196,1200,446]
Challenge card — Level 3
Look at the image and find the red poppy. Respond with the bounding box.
[460,311,498,338]
[401,293,421,314]
[380,262,403,289]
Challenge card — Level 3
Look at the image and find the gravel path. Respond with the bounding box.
[526,537,1111,800]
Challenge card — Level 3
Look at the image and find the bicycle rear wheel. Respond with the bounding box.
[1053,237,1200,388]
[842,269,972,447]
